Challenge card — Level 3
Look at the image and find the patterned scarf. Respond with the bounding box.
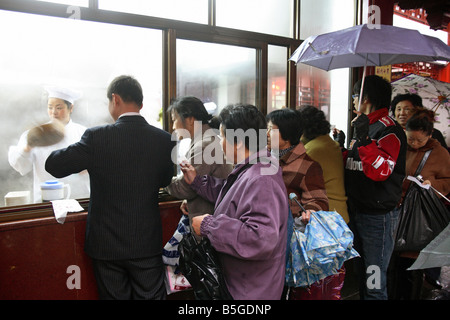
[271,144,297,159]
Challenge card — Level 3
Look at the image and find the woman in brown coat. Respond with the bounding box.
[165,96,233,235]
[389,109,450,299]
[402,109,450,200]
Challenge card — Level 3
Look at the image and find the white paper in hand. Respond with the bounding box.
[406,175,430,189]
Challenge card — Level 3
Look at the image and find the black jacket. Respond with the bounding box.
[46,115,175,260]
[345,108,406,214]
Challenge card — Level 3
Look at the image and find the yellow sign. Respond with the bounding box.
[375,65,392,82]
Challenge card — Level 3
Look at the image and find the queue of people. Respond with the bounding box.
[8,73,447,300]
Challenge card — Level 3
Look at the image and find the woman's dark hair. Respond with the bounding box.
[168,96,219,129]
[405,108,435,136]
[353,75,392,110]
[297,105,330,141]
[219,104,267,152]
[107,75,143,106]
[390,93,422,115]
[266,108,302,145]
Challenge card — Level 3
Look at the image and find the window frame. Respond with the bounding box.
[0,0,301,131]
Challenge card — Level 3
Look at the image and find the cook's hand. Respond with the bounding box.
[192,214,210,236]
[422,179,431,186]
[180,199,189,215]
[180,161,197,185]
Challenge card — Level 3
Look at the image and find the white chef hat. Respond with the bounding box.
[44,86,82,104]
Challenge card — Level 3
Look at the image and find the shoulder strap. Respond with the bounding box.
[413,149,432,176]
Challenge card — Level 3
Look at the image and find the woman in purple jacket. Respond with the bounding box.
[180,104,288,300]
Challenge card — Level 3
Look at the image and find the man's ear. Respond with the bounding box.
[112,93,122,106]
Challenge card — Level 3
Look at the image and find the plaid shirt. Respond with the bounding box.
[280,143,329,215]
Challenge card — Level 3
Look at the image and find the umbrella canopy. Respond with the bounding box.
[391,74,450,144]
[408,223,450,270]
[289,24,450,71]
[423,35,450,62]
[392,73,450,113]
[289,23,450,112]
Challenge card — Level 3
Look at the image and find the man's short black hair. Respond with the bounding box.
[107,75,143,106]
[353,75,392,110]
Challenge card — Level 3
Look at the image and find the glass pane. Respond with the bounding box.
[99,0,208,24]
[297,0,355,144]
[34,0,89,7]
[176,39,257,116]
[268,45,288,113]
[216,0,293,37]
[0,10,162,206]
[300,0,355,39]
[297,64,330,115]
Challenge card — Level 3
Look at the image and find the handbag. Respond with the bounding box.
[178,232,233,300]
[395,150,450,252]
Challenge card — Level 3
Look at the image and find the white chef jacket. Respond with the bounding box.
[8,120,90,203]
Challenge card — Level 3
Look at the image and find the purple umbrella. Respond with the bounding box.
[289,24,450,110]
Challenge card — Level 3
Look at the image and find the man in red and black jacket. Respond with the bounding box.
[345,75,406,300]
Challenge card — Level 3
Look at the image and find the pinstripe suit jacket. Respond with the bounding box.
[45,115,176,260]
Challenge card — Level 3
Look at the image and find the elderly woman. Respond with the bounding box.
[297,105,349,223]
[390,93,447,149]
[180,104,288,300]
[267,108,333,300]
[266,108,329,220]
[165,96,232,233]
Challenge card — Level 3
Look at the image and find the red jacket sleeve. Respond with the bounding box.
[358,133,401,181]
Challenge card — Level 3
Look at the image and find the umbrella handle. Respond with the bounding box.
[357,54,368,112]
[417,175,450,203]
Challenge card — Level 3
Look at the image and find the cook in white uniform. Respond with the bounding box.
[8,86,90,203]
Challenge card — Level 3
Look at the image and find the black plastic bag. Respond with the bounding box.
[395,183,450,252]
[178,232,233,300]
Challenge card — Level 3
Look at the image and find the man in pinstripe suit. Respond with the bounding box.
[46,75,176,299]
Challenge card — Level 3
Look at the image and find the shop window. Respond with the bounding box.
[216,0,293,37]
[297,0,355,140]
[0,10,163,206]
[99,0,209,24]
[176,39,257,116]
[268,45,288,113]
